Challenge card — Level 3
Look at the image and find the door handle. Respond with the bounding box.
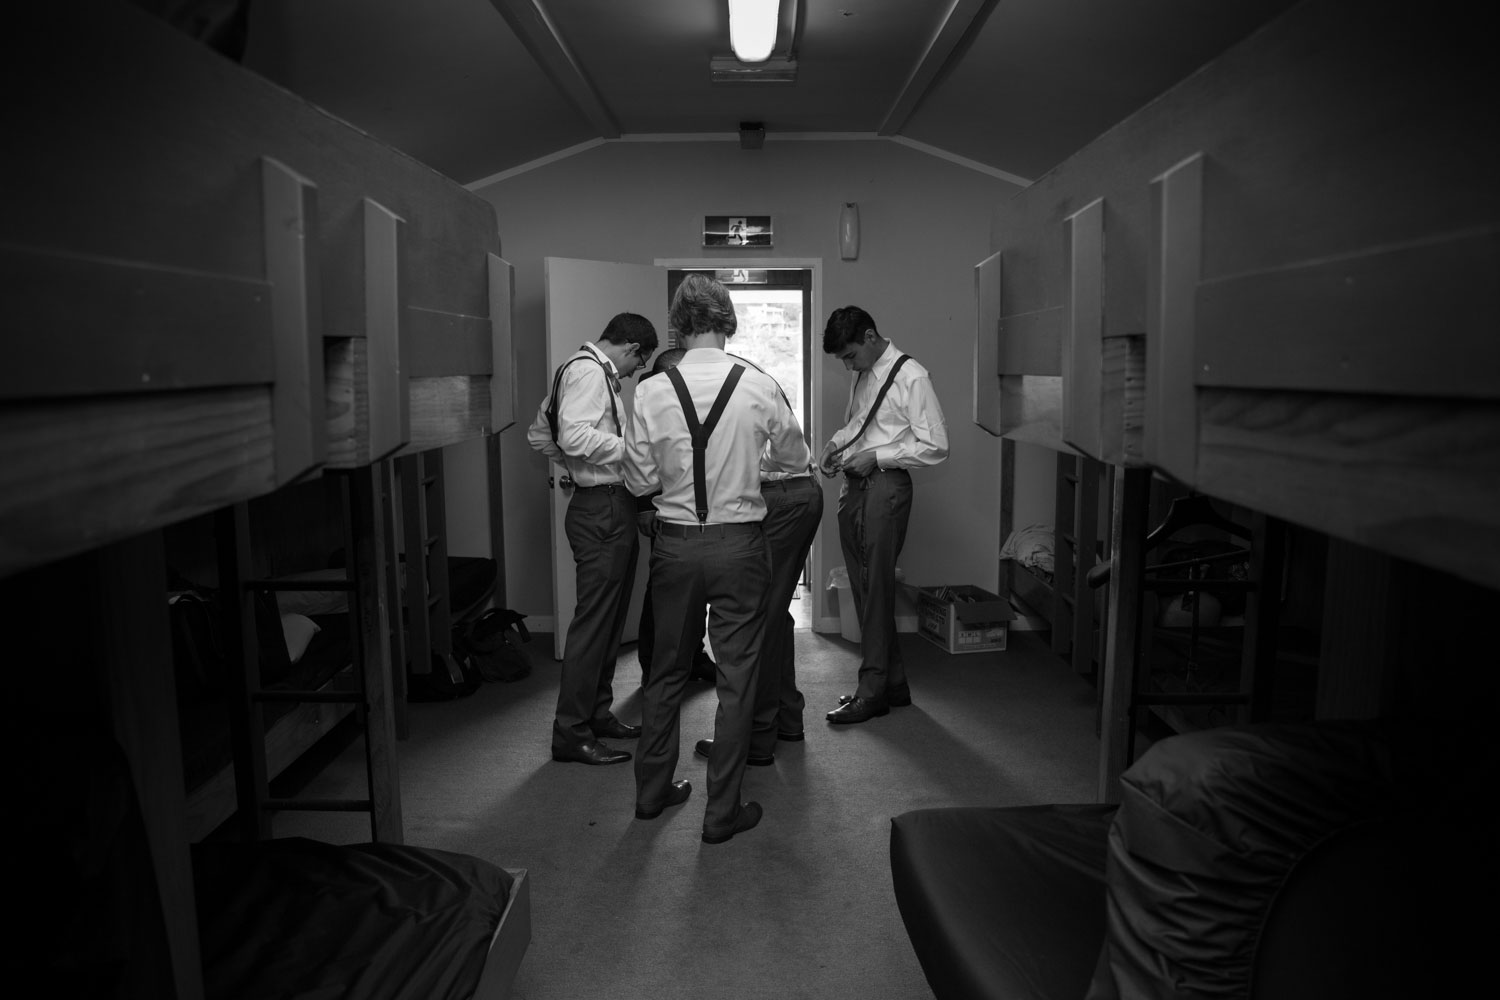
[559,474,575,490]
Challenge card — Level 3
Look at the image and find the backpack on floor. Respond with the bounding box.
[456,608,533,683]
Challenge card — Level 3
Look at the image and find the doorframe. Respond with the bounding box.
[655,256,831,632]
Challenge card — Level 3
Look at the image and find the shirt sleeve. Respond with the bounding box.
[622,391,660,499]
[763,384,813,476]
[875,371,949,469]
[554,363,625,466]
[526,397,565,460]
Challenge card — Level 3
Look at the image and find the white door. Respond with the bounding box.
[543,257,667,661]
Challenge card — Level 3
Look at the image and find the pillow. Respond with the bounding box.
[280,613,321,664]
[1090,721,1395,999]
[1000,523,1055,574]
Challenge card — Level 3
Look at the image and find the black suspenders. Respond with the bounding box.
[546,346,620,446]
[665,364,745,525]
[829,354,911,461]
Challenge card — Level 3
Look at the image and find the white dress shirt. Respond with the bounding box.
[829,342,949,470]
[725,352,815,482]
[624,348,810,524]
[526,342,628,487]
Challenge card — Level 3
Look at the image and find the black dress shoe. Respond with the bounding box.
[551,740,632,765]
[690,650,716,682]
[593,718,642,740]
[635,780,692,819]
[776,730,805,742]
[694,738,773,766]
[826,697,889,724]
[702,801,763,844]
[839,688,912,708]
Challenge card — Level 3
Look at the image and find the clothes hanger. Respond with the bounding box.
[1087,493,1249,589]
[1144,494,1251,549]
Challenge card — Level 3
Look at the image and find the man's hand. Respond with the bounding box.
[636,510,657,538]
[818,441,843,476]
[841,450,878,478]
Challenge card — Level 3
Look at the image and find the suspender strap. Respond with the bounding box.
[830,354,911,459]
[547,346,620,445]
[666,364,745,525]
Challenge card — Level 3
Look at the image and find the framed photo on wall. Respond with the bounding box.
[703,215,772,248]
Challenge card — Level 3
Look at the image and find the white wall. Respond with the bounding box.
[458,138,1022,627]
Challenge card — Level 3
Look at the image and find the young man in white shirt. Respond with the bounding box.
[624,274,810,843]
[819,306,949,724]
[528,313,658,766]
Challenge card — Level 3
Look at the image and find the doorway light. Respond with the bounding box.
[728,0,778,63]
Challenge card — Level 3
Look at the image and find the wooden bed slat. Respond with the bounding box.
[406,308,492,377]
[973,250,1002,435]
[1145,152,1204,486]
[1195,229,1500,399]
[363,199,410,463]
[489,254,517,433]
[997,306,1063,377]
[474,868,531,1000]
[262,157,326,482]
[997,374,1062,446]
[0,389,277,579]
[1063,199,1105,459]
[1,245,273,399]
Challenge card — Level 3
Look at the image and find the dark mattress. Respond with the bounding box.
[193,837,513,1000]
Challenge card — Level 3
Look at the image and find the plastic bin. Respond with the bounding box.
[827,566,905,643]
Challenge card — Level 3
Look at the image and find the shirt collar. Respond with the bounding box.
[867,341,900,379]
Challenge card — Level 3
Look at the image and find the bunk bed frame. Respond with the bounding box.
[3,6,525,998]
[978,0,1497,799]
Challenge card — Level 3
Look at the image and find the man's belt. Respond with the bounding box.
[760,474,815,489]
[655,520,762,539]
[572,482,626,493]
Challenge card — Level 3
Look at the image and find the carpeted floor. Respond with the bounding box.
[273,626,1101,999]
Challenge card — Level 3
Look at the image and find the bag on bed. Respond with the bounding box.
[456,607,532,683]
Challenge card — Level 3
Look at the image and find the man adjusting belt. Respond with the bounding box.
[819,305,948,725]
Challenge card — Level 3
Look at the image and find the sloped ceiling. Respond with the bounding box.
[230,0,1299,187]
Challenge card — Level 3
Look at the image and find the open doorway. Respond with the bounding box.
[667,266,816,630]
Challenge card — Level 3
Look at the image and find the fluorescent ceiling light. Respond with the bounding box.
[728,0,778,63]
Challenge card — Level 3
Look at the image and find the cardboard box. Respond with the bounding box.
[916,585,1013,654]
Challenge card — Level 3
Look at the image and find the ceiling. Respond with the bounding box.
[216,0,1300,188]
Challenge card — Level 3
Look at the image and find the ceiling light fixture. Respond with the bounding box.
[728,0,778,63]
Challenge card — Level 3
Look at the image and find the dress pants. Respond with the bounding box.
[636,572,707,685]
[837,469,912,702]
[636,521,771,835]
[551,486,638,752]
[756,476,824,747]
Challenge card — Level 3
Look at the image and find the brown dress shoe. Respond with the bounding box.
[635,780,692,819]
[826,696,890,724]
[551,740,632,765]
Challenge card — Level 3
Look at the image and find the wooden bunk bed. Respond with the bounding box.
[977,0,1497,799]
[3,5,525,998]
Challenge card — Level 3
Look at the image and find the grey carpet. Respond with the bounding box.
[273,627,1101,999]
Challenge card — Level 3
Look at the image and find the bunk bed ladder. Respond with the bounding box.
[399,449,465,693]
[216,465,404,843]
[1052,453,1105,677]
[1096,481,1288,802]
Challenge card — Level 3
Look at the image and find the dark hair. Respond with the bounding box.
[822,305,876,353]
[669,273,737,339]
[600,312,659,356]
[645,346,687,379]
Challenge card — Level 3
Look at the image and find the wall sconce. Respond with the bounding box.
[839,202,860,260]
